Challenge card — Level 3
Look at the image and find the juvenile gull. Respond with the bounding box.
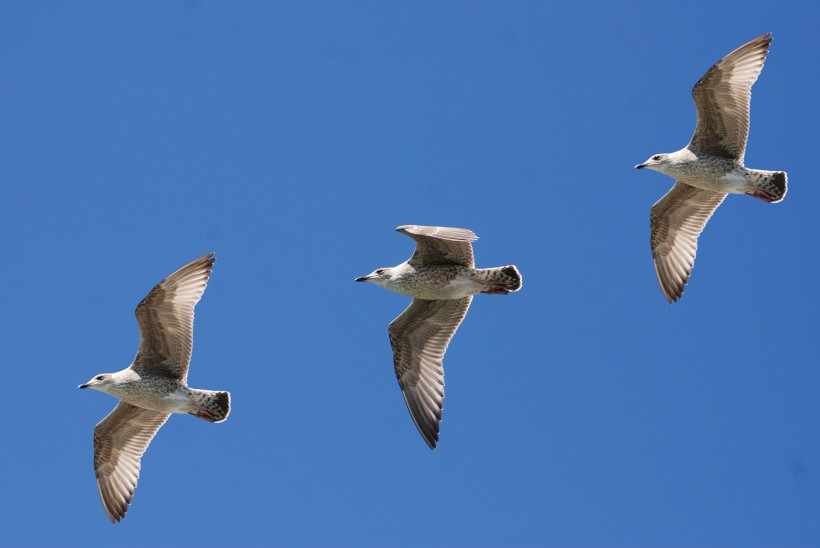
[356,225,522,449]
[79,253,230,523]
[636,33,787,303]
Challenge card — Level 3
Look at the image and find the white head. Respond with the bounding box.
[79,373,117,394]
[355,267,394,288]
[635,153,672,173]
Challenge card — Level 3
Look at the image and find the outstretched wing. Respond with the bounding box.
[651,182,726,303]
[93,402,170,523]
[396,225,477,268]
[688,33,771,161]
[131,253,215,381]
[388,297,472,449]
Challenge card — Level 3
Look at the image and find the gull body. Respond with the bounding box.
[636,33,787,303]
[357,225,522,449]
[638,149,783,198]
[357,263,516,300]
[79,253,230,523]
[80,370,227,421]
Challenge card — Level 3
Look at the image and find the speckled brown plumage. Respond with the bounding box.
[637,34,787,303]
[357,225,522,449]
[81,253,230,523]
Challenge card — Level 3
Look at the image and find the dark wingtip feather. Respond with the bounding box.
[401,390,440,450]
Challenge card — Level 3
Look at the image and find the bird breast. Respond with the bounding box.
[389,265,480,300]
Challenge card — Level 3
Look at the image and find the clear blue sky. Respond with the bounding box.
[2,2,818,545]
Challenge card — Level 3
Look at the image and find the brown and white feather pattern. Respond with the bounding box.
[93,403,170,523]
[397,225,477,267]
[132,253,215,382]
[388,297,473,449]
[651,182,726,303]
[688,33,771,161]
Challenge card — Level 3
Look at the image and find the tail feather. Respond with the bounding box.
[750,171,787,203]
[478,265,523,295]
[191,390,231,423]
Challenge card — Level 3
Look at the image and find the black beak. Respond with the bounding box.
[78,384,89,389]
[635,164,646,169]
[355,276,369,282]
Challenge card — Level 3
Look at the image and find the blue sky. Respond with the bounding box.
[2,1,819,545]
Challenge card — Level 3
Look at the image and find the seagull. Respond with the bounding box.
[356,225,522,449]
[636,33,787,303]
[79,253,230,523]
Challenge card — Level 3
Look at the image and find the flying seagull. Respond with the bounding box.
[356,225,522,449]
[79,253,230,523]
[636,33,787,303]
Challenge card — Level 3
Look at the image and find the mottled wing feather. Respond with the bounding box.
[396,225,477,268]
[688,33,771,161]
[93,402,170,523]
[651,182,727,303]
[132,253,214,381]
[388,297,473,449]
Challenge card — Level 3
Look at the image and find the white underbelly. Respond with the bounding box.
[715,171,750,193]
[157,391,193,414]
[412,277,479,299]
[441,277,481,299]
[683,170,748,194]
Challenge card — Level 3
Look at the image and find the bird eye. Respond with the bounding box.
[96,375,105,381]
[376,269,384,275]
[652,155,661,161]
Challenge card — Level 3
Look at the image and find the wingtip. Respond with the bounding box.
[98,479,128,524]
[653,257,685,304]
[419,423,439,450]
[187,252,216,273]
[395,225,479,242]
[400,388,443,450]
[747,32,772,47]
[197,253,216,276]
[754,33,773,54]
[420,423,441,450]
[659,271,684,304]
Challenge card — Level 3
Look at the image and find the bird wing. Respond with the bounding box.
[688,33,771,161]
[388,297,472,449]
[396,225,477,268]
[131,253,215,381]
[651,182,726,303]
[93,402,170,523]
